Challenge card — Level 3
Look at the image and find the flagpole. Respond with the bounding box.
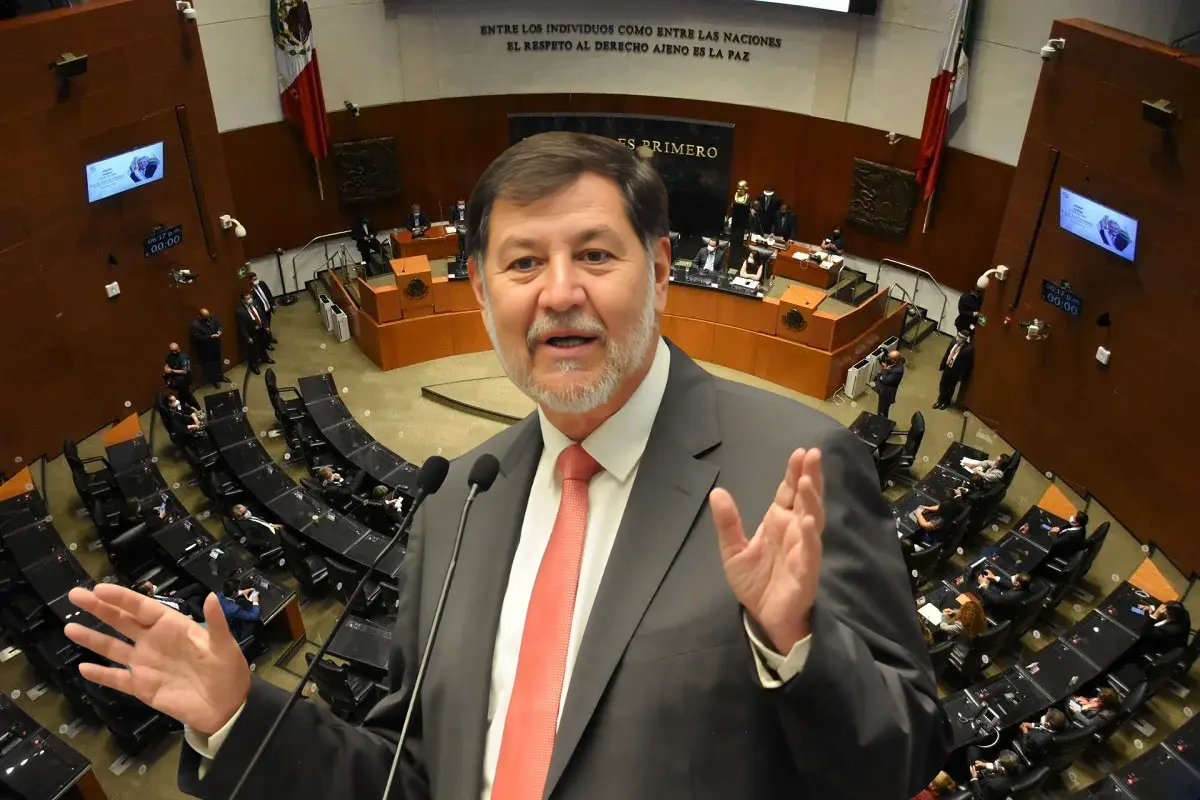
[314,156,325,202]
[922,189,935,234]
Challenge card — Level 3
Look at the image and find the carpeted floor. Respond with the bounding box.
[2,296,1195,798]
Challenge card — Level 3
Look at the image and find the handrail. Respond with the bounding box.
[879,258,948,331]
[289,230,352,297]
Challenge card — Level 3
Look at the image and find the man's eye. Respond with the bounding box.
[581,250,612,263]
[509,257,537,271]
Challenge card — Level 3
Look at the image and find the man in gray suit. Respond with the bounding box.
[63,132,946,799]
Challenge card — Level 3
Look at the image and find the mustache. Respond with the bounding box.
[525,310,607,351]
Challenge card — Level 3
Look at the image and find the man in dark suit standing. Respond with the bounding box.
[757,186,781,234]
[248,273,276,348]
[691,237,728,273]
[449,197,468,225]
[770,203,796,240]
[872,350,904,419]
[407,204,430,237]
[234,290,272,375]
[162,342,199,410]
[190,309,231,389]
[935,328,974,409]
[956,286,983,332]
[64,132,945,800]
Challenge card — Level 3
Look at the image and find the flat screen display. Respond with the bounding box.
[750,0,877,12]
[86,142,164,203]
[1058,187,1138,263]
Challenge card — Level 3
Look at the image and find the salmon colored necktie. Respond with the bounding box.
[491,444,602,800]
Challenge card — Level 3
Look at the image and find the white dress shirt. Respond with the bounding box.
[703,248,717,271]
[186,337,812,789]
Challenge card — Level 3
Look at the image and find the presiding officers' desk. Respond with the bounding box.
[297,372,419,498]
[0,695,107,800]
[204,390,403,581]
[767,239,842,289]
[332,237,907,403]
[391,225,459,262]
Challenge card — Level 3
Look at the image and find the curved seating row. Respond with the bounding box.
[1068,715,1200,798]
[203,389,403,581]
[0,694,97,800]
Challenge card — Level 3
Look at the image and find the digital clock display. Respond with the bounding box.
[1041,280,1082,317]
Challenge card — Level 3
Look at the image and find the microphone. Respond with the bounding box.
[228,456,450,800]
[380,453,500,800]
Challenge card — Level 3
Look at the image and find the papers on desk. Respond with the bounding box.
[828,255,844,266]
[731,276,759,289]
[908,510,919,523]
[792,251,807,260]
[919,604,944,626]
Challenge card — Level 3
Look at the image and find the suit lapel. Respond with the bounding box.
[436,416,542,799]
[544,346,722,797]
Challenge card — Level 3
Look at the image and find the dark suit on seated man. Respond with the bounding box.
[913,493,967,546]
[218,579,262,642]
[975,571,1033,620]
[1044,512,1088,560]
[770,204,796,240]
[968,749,1024,800]
[230,504,282,554]
[65,132,944,800]
[1013,708,1066,765]
[691,238,727,273]
[406,205,430,237]
[1129,601,1191,660]
[449,198,468,225]
[301,466,353,509]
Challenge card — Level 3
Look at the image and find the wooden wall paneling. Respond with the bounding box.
[659,316,716,363]
[710,325,760,375]
[829,289,888,351]
[970,20,1200,571]
[449,311,492,355]
[664,283,720,322]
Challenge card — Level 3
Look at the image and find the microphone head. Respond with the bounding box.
[417,456,450,496]
[468,454,500,493]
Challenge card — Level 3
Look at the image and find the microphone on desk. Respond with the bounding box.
[380,453,500,800]
[228,455,450,800]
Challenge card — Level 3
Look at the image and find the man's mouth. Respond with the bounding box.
[544,335,597,349]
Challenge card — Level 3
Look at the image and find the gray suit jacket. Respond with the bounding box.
[179,342,947,799]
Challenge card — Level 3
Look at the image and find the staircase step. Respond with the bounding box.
[851,281,877,305]
[901,318,937,347]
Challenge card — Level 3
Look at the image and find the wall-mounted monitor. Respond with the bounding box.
[750,0,878,13]
[86,142,164,203]
[1058,187,1138,263]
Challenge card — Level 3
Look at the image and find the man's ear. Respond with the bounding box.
[468,257,486,308]
[652,236,671,314]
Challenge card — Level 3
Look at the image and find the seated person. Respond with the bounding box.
[1012,708,1067,764]
[165,392,204,437]
[770,203,796,240]
[821,225,845,254]
[135,581,207,622]
[975,570,1033,619]
[218,578,262,641]
[691,238,727,273]
[1067,687,1120,727]
[913,491,968,545]
[356,485,407,536]
[121,496,168,532]
[961,453,1011,483]
[738,251,764,282]
[448,197,467,224]
[938,593,987,640]
[1042,511,1089,560]
[1130,600,1191,659]
[961,474,992,505]
[911,771,957,800]
[230,503,283,553]
[968,750,1024,800]
[406,204,429,237]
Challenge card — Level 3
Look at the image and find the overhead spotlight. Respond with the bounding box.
[1019,319,1050,341]
[219,215,247,239]
[976,265,1009,290]
[1040,38,1066,60]
[175,1,197,21]
[344,101,361,117]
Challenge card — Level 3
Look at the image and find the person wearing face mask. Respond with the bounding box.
[770,203,796,240]
[235,290,273,375]
[872,350,905,419]
[757,187,781,235]
[407,203,430,237]
[449,197,468,225]
[1012,708,1066,764]
[691,238,728,273]
[166,391,204,437]
[934,327,974,410]
[247,273,277,348]
[162,342,199,410]
[190,308,231,389]
[1042,511,1088,560]
[821,226,845,255]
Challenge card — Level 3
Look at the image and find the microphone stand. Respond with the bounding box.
[379,481,484,799]
[228,491,430,800]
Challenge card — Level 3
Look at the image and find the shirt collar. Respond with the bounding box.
[537,337,671,484]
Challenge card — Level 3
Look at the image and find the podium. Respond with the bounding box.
[390,255,435,318]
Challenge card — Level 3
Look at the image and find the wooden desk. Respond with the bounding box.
[0,467,34,502]
[103,413,142,447]
[392,228,458,262]
[69,767,109,800]
[268,595,307,641]
[1036,484,1078,520]
[357,276,403,323]
[772,243,839,289]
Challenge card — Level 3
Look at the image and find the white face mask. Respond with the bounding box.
[458,202,465,207]
[708,244,716,251]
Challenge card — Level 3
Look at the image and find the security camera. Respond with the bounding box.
[169,269,197,286]
[885,132,901,146]
[344,101,360,118]
[975,265,1009,290]
[1040,38,1065,60]
[175,1,196,20]
[219,215,247,239]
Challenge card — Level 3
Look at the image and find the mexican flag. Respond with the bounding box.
[272,0,330,166]
[916,0,975,207]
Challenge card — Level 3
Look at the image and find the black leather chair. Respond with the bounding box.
[220,515,284,571]
[1042,525,1107,583]
[63,439,117,505]
[1039,550,1088,624]
[948,619,1011,684]
[877,412,925,488]
[1178,630,1200,679]
[1001,582,1053,651]
[1030,723,1096,773]
[280,531,330,595]
[1090,681,1147,746]
[927,638,955,681]
[936,507,972,573]
[202,468,245,509]
[1000,450,1021,489]
[326,557,382,618]
[965,481,1005,537]
[904,541,944,591]
[304,653,377,723]
[1003,763,1050,797]
[265,369,307,426]
[1073,521,1111,582]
